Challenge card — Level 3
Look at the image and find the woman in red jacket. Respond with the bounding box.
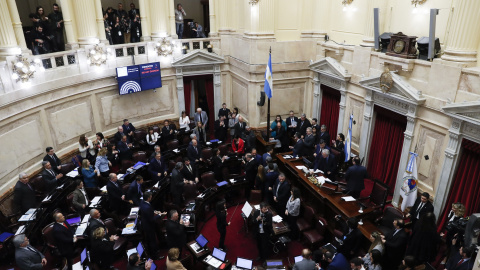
[232,136,245,155]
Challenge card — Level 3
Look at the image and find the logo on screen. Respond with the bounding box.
[120,81,142,95]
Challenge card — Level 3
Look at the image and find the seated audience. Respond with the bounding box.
[41,160,63,193]
[179,110,190,130]
[14,173,36,213]
[32,26,51,55]
[81,159,97,188]
[95,147,111,178]
[72,179,89,216]
[13,234,46,270]
[43,146,61,173]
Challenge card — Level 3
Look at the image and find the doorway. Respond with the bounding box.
[183,75,215,136]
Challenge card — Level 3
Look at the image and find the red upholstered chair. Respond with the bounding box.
[104,218,127,252]
[296,205,315,232]
[60,162,76,175]
[359,179,389,212]
[183,183,198,205]
[167,139,180,151]
[218,144,229,156]
[303,217,328,249]
[201,147,213,161]
[66,192,77,214]
[42,222,61,257]
[133,129,147,146]
[375,206,405,236]
[133,151,148,163]
[250,190,262,205]
[29,175,45,194]
[201,171,217,189]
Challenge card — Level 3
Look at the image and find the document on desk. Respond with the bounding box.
[72,262,83,270]
[66,168,79,178]
[122,227,137,235]
[254,205,260,210]
[100,186,107,192]
[314,169,323,174]
[205,255,222,268]
[42,195,53,202]
[295,165,307,170]
[272,215,283,223]
[129,207,139,216]
[81,214,90,223]
[15,225,25,235]
[173,149,180,153]
[75,223,87,236]
[56,183,65,189]
[117,174,125,180]
[19,208,37,222]
[242,202,253,218]
[283,155,293,159]
[89,196,102,207]
[342,196,356,202]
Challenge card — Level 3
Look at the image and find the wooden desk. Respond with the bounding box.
[186,240,210,261]
[246,202,290,236]
[201,254,232,269]
[256,134,276,154]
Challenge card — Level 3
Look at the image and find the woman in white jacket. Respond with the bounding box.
[179,110,190,130]
[79,134,96,160]
[146,127,159,150]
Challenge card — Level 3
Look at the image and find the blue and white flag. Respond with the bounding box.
[400,152,418,211]
[264,53,273,99]
[344,114,353,162]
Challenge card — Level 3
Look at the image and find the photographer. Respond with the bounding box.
[103,12,113,45]
[441,203,468,259]
[253,202,272,262]
[131,14,142,43]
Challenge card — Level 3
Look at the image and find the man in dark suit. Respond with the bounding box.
[194,108,209,129]
[313,140,331,162]
[181,158,199,183]
[87,209,106,238]
[244,153,257,198]
[14,173,36,213]
[170,162,187,206]
[187,139,202,165]
[336,217,362,259]
[311,118,320,134]
[270,122,286,150]
[445,245,475,270]
[272,173,291,217]
[53,212,76,270]
[262,147,274,167]
[114,126,128,144]
[148,152,167,183]
[264,164,279,205]
[234,116,247,138]
[13,234,47,270]
[161,120,177,143]
[314,149,336,180]
[253,202,273,261]
[290,133,304,157]
[214,115,228,142]
[318,125,331,147]
[128,3,139,20]
[382,219,408,270]
[117,135,133,161]
[296,114,311,137]
[344,157,367,199]
[43,147,62,173]
[140,191,166,258]
[149,145,162,162]
[323,251,349,270]
[293,249,316,270]
[286,110,299,137]
[106,173,129,213]
[165,210,188,254]
[218,103,230,123]
[406,192,434,227]
[244,126,257,152]
[122,119,136,142]
[127,176,144,206]
[72,180,89,216]
[251,148,263,167]
[41,161,63,193]
[303,127,315,157]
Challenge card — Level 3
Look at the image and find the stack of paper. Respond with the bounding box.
[272,215,283,223]
[229,179,236,184]
[75,223,87,236]
[253,205,260,210]
[314,169,323,174]
[19,209,37,222]
[100,186,107,192]
[295,165,307,170]
[72,262,83,270]
[15,225,25,235]
[173,149,180,153]
[66,168,79,178]
[342,196,356,202]
[283,155,293,159]
[89,196,102,207]
[122,221,137,234]
[81,214,90,223]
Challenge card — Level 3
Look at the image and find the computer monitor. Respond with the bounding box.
[236,257,253,270]
[80,248,87,265]
[212,248,226,262]
[66,216,81,226]
[294,255,303,263]
[195,234,209,248]
[137,242,144,258]
[303,157,313,169]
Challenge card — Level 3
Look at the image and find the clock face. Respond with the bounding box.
[393,40,405,53]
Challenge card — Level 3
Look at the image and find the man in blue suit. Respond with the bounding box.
[148,152,167,183]
[122,119,136,142]
[323,251,349,270]
[127,176,144,206]
[262,147,274,167]
[313,140,330,166]
[187,139,202,165]
[117,135,133,161]
[344,157,367,198]
[140,191,165,259]
[290,132,304,157]
[251,148,263,167]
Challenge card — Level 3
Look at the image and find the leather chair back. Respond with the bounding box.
[250,190,262,205]
[104,218,119,235]
[166,139,180,151]
[29,175,45,193]
[66,192,76,214]
[218,145,228,156]
[201,147,213,160]
[182,136,190,146]
[42,222,57,249]
[122,183,130,195]
[201,171,217,189]
[370,179,389,208]
[60,162,76,175]
[134,129,147,142]
[302,205,315,223]
[183,183,198,203]
[379,206,404,228]
[168,160,176,173]
[152,126,160,133]
[133,151,148,163]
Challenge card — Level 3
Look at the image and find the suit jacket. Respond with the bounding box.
[114,131,129,144]
[52,222,75,256]
[162,124,177,142]
[384,229,408,267]
[218,108,230,118]
[193,126,207,142]
[265,171,279,192]
[106,180,123,212]
[445,248,473,270]
[273,126,286,146]
[286,116,299,133]
[231,138,245,154]
[296,119,311,136]
[213,156,224,179]
[148,158,166,183]
[194,111,209,126]
[410,198,434,223]
[14,181,37,213]
[262,153,272,167]
[253,209,272,235]
[245,159,257,183]
[72,188,89,212]
[90,238,115,268]
[303,134,315,156]
[293,258,316,270]
[15,246,45,270]
[127,181,143,206]
[170,168,185,196]
[234,122,246,138]
[345,164,367,198]
[314,154,336,176]
[117,140,133,160]
[214,120,228,141]
[318,131,330,146]
[41,169,58,193]
[128,8,139,20]
[43,154,62,173]
[87,218,106,241]
[139,201,156,234]
[244,131,257,152]
[165,219,187,249]
[122,123,136,134]
[292,139,304,157]
[272,180,291,207]
[181,164,198,181]
[187,144,201,164]
[327,253,350,270]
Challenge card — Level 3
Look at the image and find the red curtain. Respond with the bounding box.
[437,139,480,231]
[183,80,191,116]
[205,77,215,138]
[367,106,407,192]
[319,85,341,145]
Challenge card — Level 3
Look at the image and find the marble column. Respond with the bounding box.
[94,0,107,43]
[244,0,275,39]
[168,0,177,39]
[0,0,20,59]
[139,0,151,41]
[337,87,347,134]
[433,118,463,219]
[301,0,328,39]
[392,114,416,207]
[176,67,185,113]
[312,73,321,120]
[213,64,222,116]
[6,0,27,51]
[218,0,232,35]
[441,0,480,65]
[72,0,99,45]
[209,0,217,37]
[150,0,168,39]
[359,89,375,165]
[59,0,78,48]
[361,0,375,47]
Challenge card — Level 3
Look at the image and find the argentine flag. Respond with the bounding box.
[264,53,273,99]
[400,152,418,211]
[344,114,353,162]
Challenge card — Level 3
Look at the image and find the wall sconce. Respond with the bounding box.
[342,0,354,11]
[411,0,427,7]
[207,44,213,53]
[11,55,40,82]
[87,44,110,66]
[155,38,176,56]
[249,0,259,5]
[182,45,188,54]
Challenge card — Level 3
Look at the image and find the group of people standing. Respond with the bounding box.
[28,4,65,55]
[104,3,142,45]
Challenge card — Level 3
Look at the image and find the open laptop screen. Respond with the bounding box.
[294,255,303,263]
[80,248,87,264]
[137,242,144,257]
[196,234,208,248]
[236,257,253,270]
[212,248,226,261]
[66,216,81,226]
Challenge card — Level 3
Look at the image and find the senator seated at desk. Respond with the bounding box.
[14,173,37,213]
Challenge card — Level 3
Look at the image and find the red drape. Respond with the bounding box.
[437,139,480,231]
[319,85,340,146]
[205,78,215,138]
[183,80,191,116]
[367,106,407,192]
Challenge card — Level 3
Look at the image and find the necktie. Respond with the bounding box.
[188,165,192,173]
[63,222,68,229]
[457,259,464,266]
[417,203,424,219]
[49,169,55,176]
[157,160,161,166]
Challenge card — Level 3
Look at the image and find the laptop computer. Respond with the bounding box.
[190,234,209,251]
[266,260,283,268]
[66,216,81,226]
[236,257,253,270]
[294,255,303,263]
[137,242,144,258]
[80,248,88,265]
[204,247,226,268]
[149,259,157,270]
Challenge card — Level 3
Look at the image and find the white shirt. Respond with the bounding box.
[146,132,159,145]
[179,116,190,130]
[79,139,95,158]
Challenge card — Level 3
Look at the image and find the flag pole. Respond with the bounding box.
[266,47,271,140]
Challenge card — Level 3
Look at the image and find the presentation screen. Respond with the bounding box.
[116,62,162,95]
